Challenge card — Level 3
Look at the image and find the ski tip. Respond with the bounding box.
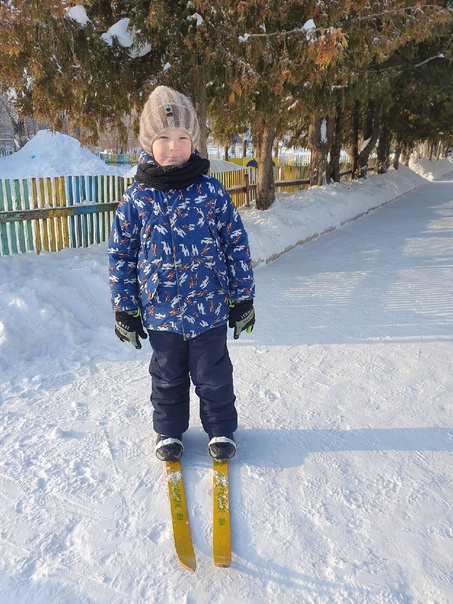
[180,560,197,572]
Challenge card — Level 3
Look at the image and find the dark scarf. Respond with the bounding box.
[135,154,210,191]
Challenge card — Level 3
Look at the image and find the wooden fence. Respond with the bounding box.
[0,169,259,256]
[96,152,138,166]
[0,162,365,256]
[0,175,135,256]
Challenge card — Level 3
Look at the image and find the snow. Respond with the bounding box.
[209,158,244,173]
[187,13,204,27]
[66,6,90,26]
[302,19,317,42]
[100,19,151,59]
[248,158,452,267]
[0,131,130,178]
[302,19,316,32]
[320,118,328,144]
[68,6,151,58]
[409,156,449,181]
[0,137,452,603]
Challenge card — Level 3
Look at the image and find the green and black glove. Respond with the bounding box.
[114,309,148,349]
[228,300,255,339]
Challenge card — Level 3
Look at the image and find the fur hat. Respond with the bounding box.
[139,86,200,155]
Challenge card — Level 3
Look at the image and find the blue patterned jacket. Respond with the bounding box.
[108,153,255,340]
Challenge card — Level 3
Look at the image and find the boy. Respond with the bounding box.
[108,86,255,462]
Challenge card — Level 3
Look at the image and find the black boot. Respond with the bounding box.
[208,434,236,460]
[155,434,183,461]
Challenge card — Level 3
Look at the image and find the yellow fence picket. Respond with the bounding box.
[31,178,42,254]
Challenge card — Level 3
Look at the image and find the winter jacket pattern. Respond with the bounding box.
[108,156,255,340]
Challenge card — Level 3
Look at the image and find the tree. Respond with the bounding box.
[383,32,453,163]
[338,1,453,176]
[209,1,349,209]
[0,1,153,144]
[0,0,451,208]
[285,1,452,182]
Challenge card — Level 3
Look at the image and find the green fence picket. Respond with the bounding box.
[74,176,83,247]
[12,180,27,253]
[4,180,18,255]
[0,181,9,256]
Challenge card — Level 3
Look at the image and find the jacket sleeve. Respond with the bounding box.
[215,185,255,302]
[108,188,141,312]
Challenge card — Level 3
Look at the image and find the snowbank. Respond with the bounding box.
[209,158,244,172]
[0,130,130,178]
[245,158,453,267]
[408,155,452,180]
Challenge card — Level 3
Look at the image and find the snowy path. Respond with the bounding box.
[0,174,452,603]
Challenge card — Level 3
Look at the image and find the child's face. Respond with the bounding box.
[152,128,192,166]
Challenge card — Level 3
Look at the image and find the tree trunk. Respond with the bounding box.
[13,118,28,150]
[308,114,334,186]
[363,100,374,142]
[357,118,379,178]
[351,100,380,178]
[191,63,208,158]
[328,106,343,183]
[435,141,441,160]
[377,121,390,173]
[401,145,410,165]
[351,100,360,179]
[393,141,401,170]
[253,120,276,210]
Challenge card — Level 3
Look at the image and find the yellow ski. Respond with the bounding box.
[213,460,231,567]
[165,460,196,572]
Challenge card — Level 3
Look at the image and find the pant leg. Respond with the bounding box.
[188,324,237,436]
[148,330,190,436]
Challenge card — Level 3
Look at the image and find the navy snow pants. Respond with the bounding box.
[148,324,237,437]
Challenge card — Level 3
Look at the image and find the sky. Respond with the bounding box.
[0,133,452,603]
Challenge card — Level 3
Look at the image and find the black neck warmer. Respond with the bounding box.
[135,154,210,191]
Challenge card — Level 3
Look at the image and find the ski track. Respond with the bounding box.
[0,175,453,603]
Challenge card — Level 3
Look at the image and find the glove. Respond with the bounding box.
[228,300,255,339]
[115,309,148,349]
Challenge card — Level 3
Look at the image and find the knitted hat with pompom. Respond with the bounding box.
[139,86,200,155]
